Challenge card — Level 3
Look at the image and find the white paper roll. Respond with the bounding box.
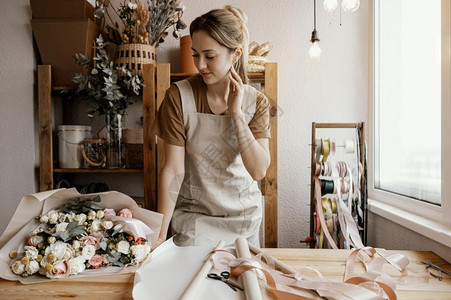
[235,237,263,300]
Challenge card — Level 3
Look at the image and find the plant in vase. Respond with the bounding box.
[93,0,187,74]
[71,34,144,168]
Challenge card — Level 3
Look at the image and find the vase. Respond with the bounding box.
[105,113,123,168]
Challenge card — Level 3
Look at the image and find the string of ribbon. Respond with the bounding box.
[210,245,409,300]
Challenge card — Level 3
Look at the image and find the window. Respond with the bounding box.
[375,0,441,205]
[369,0,451,244]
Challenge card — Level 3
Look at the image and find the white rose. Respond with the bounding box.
[65,212,76,222]
[89,219,101,233]
[88,210,96,220]
[39,215,49,224]
[101,220,113,230]
[25,260,40,275]
[117,240,130,255]
[47,236,56,244]
[74,213,87,225]
[29,235,44,247]
[11,261,25,275]
[96,210,105,219]
[40,256,49,268]
[102,254,110,264]
[62,244,74,261]
[72,240,81,250]
[46,241,67,260]
[55,222,68,232]
[69,256,86,275]
[82,244,96,260]
[30,227,43,236]
[58,212,66,223]
[47,210,59,224]
[24,246,39,260]
[130,244,151,263]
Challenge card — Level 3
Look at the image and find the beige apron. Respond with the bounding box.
[171,80,262,247]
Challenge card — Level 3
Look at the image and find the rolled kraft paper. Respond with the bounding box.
[345,139,355,153]
[235,237,263,300]
[248,242,297,275]
[180,35,198,73]
[179,240,226,300]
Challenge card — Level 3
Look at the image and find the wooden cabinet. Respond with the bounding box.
[38,62,278,247]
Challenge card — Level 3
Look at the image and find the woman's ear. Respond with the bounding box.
[233,47,243,63]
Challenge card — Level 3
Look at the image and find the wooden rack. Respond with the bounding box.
[308,122,366,248]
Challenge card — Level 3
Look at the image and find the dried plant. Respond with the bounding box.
[95,0,186,47]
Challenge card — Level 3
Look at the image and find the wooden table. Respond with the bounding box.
[0,249,449,299]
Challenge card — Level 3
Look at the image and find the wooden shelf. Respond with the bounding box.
[53,168,143,174]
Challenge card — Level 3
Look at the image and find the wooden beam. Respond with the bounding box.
[263,62,278,247]
[156,64,171,209]
[38,65,53,191]
[143,64,156,211]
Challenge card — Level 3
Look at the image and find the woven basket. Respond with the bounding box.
[123,129,143,169]
[114,43,156,76]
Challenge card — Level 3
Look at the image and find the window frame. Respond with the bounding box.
[368,0,451,248]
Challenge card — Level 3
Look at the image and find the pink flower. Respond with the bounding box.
[89,254,103,267]
[80,233,103,250]
[103,208,116,217]
[46,260,70,279]
[118,208,133,218]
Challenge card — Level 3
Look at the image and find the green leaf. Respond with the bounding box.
[112,224,125,236]
[66,221,78,231]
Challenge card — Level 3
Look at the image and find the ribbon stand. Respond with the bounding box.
[307,122,367,249]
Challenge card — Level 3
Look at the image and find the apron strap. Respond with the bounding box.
[174,80,197,125]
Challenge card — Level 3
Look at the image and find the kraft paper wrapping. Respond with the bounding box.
[133,238,241,300]
[0,188,163,284]
[235,237,263,300]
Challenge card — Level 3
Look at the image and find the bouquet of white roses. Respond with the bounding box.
[0,189,162,282]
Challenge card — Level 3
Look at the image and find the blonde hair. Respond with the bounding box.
[190,5,249,84]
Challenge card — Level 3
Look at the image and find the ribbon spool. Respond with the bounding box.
[322,139,330,162]
[320,179,334,196]
[344,139,355,153]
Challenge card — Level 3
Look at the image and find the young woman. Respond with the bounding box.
[153,6,271,248]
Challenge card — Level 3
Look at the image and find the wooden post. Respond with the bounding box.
[38,65,53,191]
[263,62,278,247]
[143,64,156,211]
[156,64,171,207]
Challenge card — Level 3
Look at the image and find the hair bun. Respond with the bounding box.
[224,5,248,24]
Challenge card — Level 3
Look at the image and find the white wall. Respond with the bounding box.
[0,0,448,260]
[0,0,36,235]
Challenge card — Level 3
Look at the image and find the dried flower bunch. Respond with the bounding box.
[95,0,187,47]
[8,196,152,279]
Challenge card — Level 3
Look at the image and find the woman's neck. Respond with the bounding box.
[206,76,230,102]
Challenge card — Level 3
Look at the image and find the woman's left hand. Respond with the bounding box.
[227,66,244,117]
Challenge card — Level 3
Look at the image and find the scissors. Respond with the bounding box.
[207,271,243,291]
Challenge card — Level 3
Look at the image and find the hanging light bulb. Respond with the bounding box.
[342,0,360,13]
[309,40,322,58]
[309,0,321,58]
[323,0,338,13]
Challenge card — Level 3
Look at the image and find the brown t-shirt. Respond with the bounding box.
[154,75,271,146]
